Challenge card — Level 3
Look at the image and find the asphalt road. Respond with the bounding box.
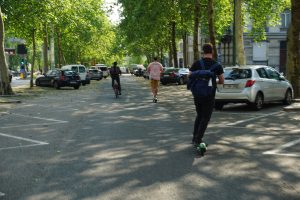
[0,75,299,200]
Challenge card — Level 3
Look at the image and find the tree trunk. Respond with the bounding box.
[182,32,188,67]
[171,20,178,68]
[286,0,300,98]
[0,7,13,95]
[57,28,63,68]
[208,0,217,60]
[235,0,246,65]
[30,28,36,88]
[169,39,173,67]
[193,0,200,61]
[43,23,49,73]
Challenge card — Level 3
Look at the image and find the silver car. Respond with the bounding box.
[215,65,294,110]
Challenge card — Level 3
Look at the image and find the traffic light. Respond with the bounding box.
[17,44,27,54]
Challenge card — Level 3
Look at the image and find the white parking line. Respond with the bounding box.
[0,122,67,129]
[227,111,282,126]
[263,138,300,157]
[0,132,49,151]
[11,113,68,123]
[0,112,69,129]
[0,192,5,196]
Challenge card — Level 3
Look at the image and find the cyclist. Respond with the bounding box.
[109,62,122,95]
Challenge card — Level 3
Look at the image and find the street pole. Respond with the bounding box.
[233,0,236,65]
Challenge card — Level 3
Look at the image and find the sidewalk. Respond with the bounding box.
[283,98,300,112]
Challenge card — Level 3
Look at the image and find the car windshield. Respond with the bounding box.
[224,68,252,80]
[79,66,86,73]
[100,67,107,71]
[89,69,98,73]
[64,70,76,76]
[164,68,179,73]
[179,68,189,73]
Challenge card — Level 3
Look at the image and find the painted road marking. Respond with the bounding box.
[0,132,49,151]
[227,111,282,126]
[11,113,68,123]
[0,112,68,129]
[0,192,5,196]
[263,138,300,157]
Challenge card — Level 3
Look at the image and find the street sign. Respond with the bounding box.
[4,48,16,55]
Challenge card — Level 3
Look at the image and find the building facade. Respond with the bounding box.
[177,9,291,74]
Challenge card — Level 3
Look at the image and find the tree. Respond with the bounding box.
[0,6,13,95]
[233,0,289,66]
[207,0,217,60]
[234,0,245,65]
[193,0,201,61]
[286,0,300,97]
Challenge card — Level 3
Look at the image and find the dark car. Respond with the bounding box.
[35,69,81,89]
[8,70,12,82]
[88,69,103,81]
[134,68,144,77]
[160,67,189,85]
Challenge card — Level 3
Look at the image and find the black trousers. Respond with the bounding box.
[111,77,121,92]
[193,96,215,144]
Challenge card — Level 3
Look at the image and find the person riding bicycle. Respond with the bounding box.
[109,62,122,95]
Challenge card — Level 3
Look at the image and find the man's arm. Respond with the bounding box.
[147,64,151,73]
[217,74,224,84]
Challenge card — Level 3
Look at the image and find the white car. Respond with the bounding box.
[61,64,88,85]
[95,64,109,78]
[215,65,294,110]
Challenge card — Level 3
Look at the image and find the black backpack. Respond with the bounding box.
[187,59,219,98]
[110,66,120,77]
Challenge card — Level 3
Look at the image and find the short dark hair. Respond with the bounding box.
[113,61,117,66]
[153,57,158,61]
[202,43,213,54]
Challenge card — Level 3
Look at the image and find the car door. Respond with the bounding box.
[41,70,54,86]
[256,67,274,101]
[265,67,287,100]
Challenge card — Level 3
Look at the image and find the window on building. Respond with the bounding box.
[281,11,291,29]
[253,42,268,61]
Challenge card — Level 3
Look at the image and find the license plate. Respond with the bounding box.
[164,75,169,77]
[70,81,76,84]
[224,84,238,89]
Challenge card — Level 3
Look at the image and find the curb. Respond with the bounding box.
[283,99,300,111]
[0,99,22,104]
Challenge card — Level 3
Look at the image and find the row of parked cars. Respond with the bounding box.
[35,64,109,89]
[137,65,294,110]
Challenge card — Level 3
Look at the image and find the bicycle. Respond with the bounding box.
[113,81,120,98]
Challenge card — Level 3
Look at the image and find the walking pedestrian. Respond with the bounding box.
[189,43,224,147]
[147,57,164,102]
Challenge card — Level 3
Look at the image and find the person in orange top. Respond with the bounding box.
[147,57,164,102]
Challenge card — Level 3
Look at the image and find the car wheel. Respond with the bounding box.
[35,79,40,86]
[252,92,263,110]
[53,81,60,89]
[82,82,86,86]
[161,82,167,85]
[283,89,292,105]
[74,85,80,89]
[215,102,224,111]
[178,77,184,85]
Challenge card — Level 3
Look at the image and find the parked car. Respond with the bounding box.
[95,64,109,78]
[215,65,294,110]
[160,67,189,85]
[143,70,149,79]
[35,69,81,89]
[134,68,144,77]
[8,69,12,82]
[61,64,89,85]
[88,69,103,81]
